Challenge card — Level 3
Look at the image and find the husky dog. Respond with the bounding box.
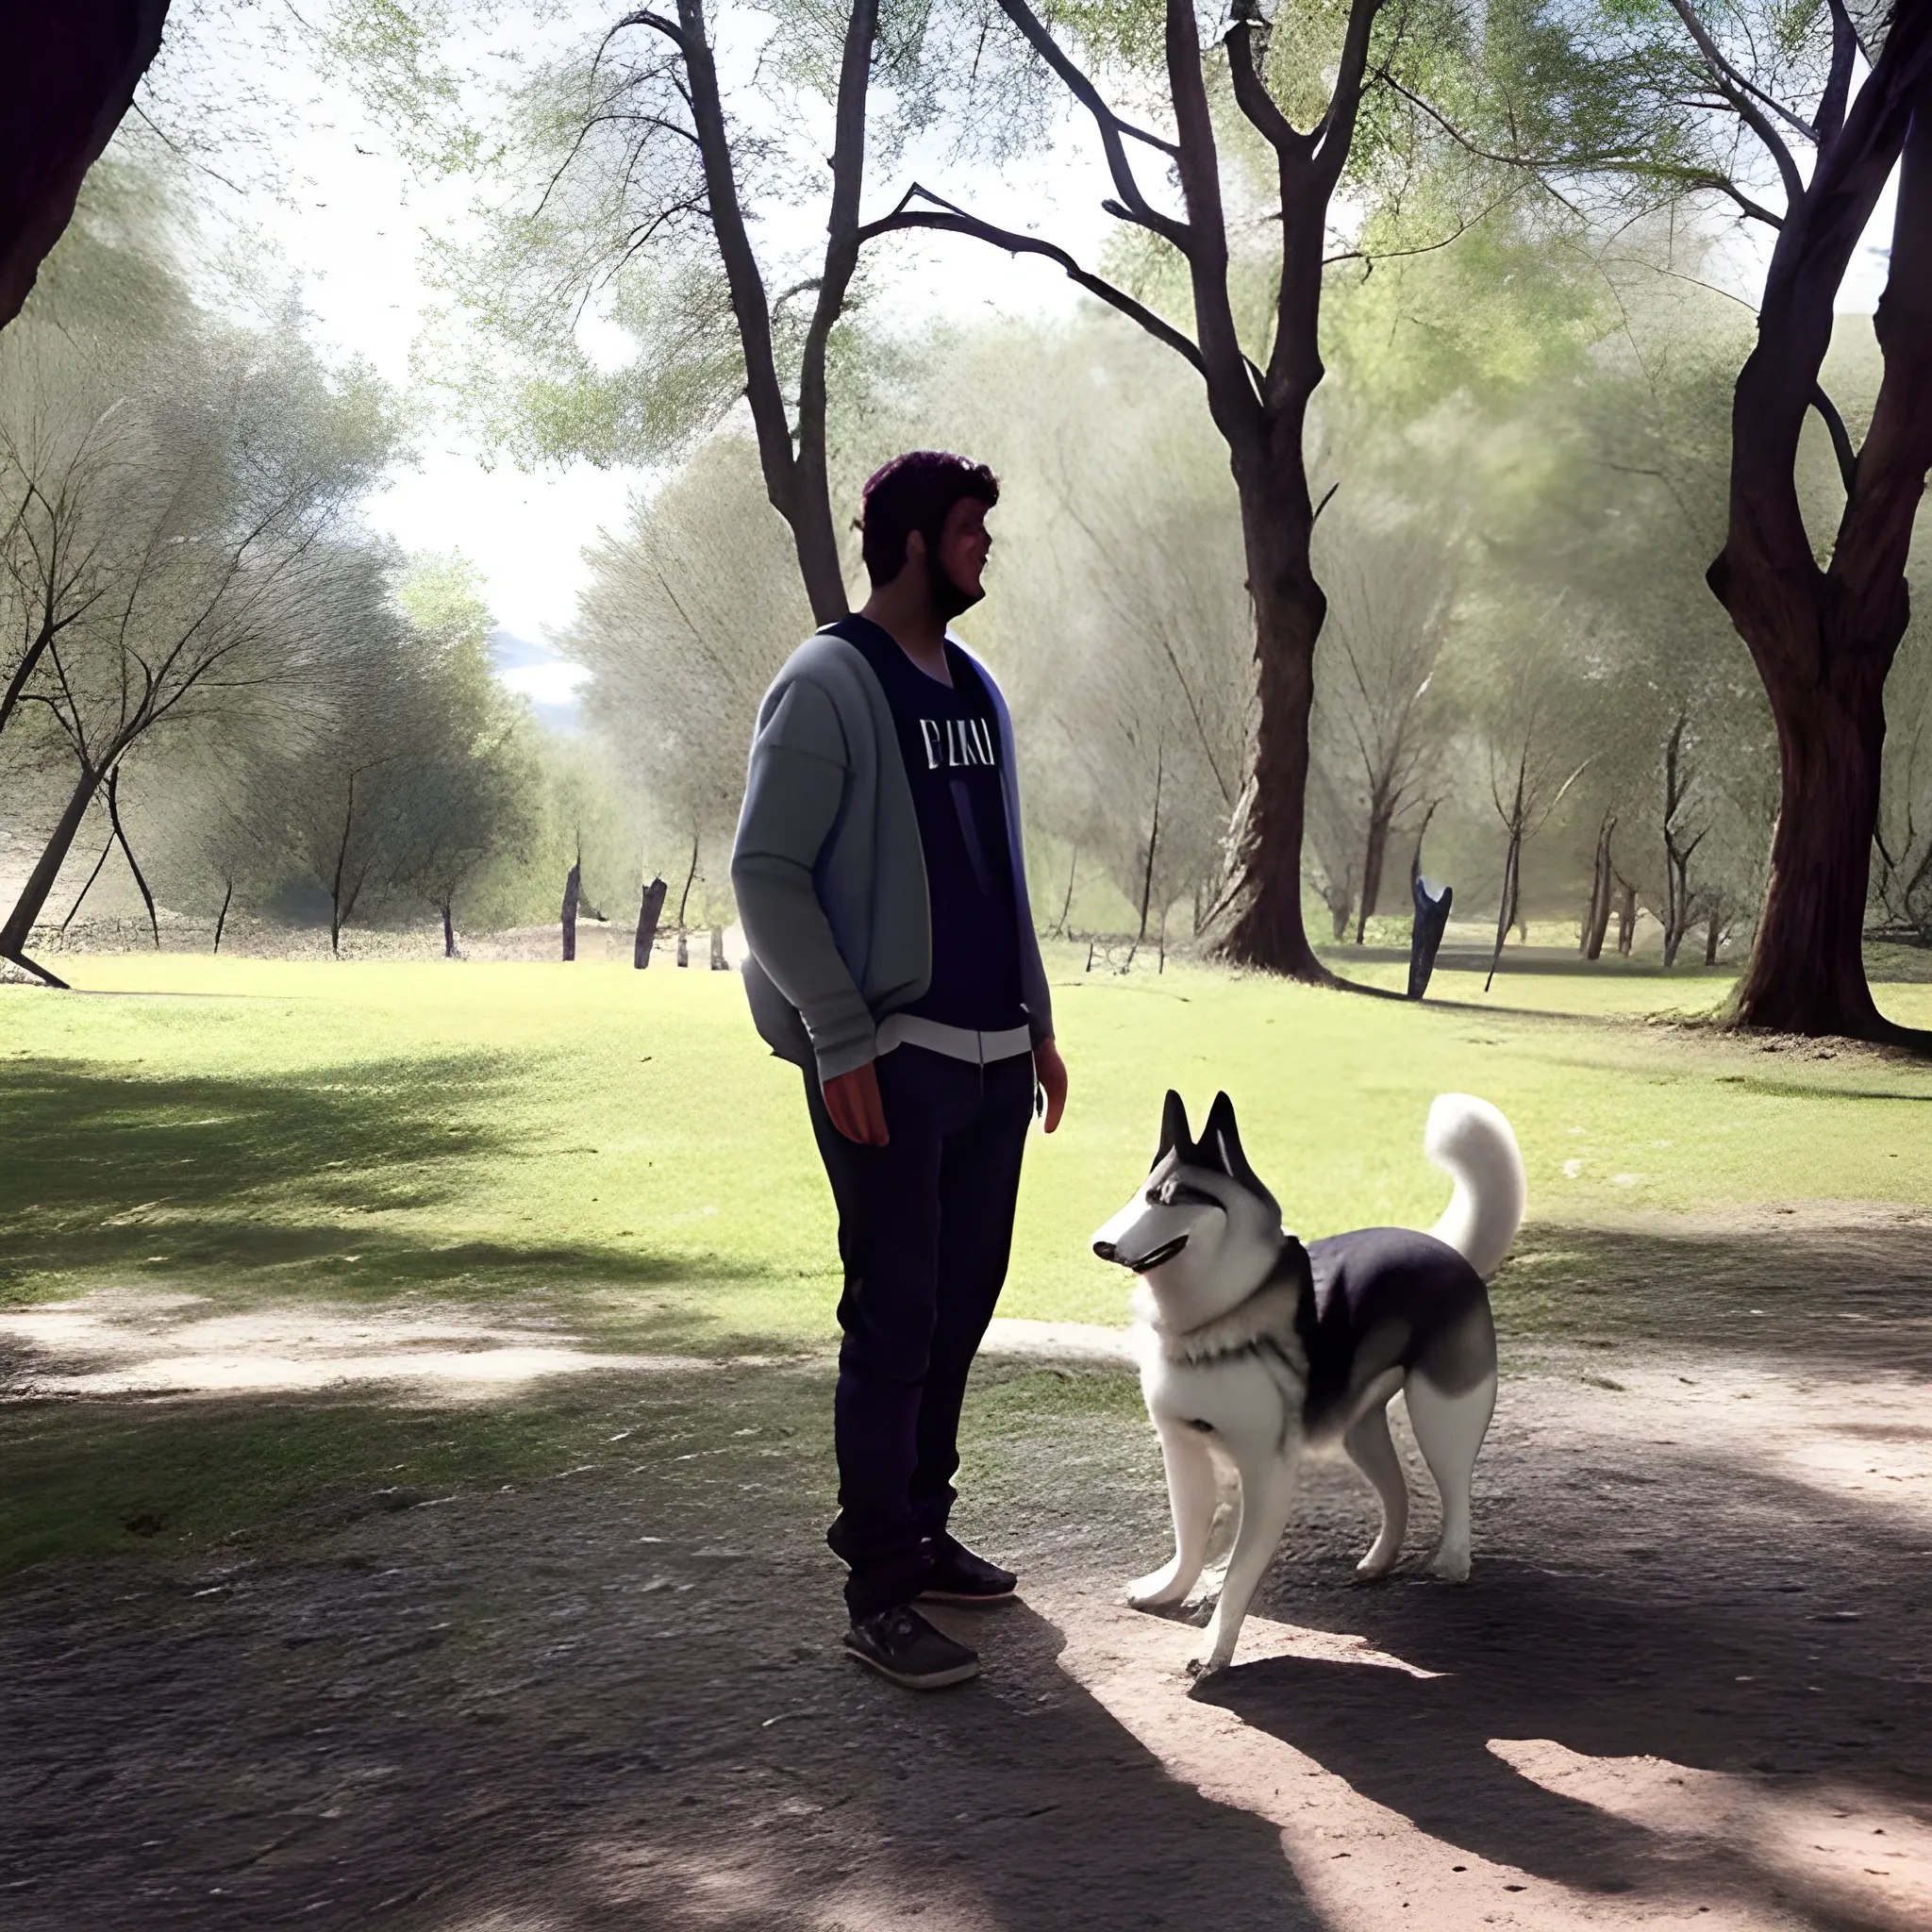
[1091,1090,1524,1677]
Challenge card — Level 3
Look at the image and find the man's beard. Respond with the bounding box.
[927,544,983,622]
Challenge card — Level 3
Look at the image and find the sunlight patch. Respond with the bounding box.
[1491,1738,1932,1929]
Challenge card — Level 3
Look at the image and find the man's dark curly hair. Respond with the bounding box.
[859,450,999,588]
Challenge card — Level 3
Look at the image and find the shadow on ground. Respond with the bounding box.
[0,1364,1314,1931]
[1501,1214,1932,1369]
[1214,1428,1932,1926]
[0,1055,706,1304]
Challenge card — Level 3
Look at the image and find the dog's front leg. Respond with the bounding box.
[1128,1416,1219,1609]
[1190,1448,1299,1682]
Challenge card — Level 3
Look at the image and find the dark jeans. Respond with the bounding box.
[805,1043,1035,1619]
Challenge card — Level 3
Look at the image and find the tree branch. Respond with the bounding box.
[1810,382,1859,496]
[1223,2,1310,158]
[992,0,1190,250]
[1665,0,1809,206]
[858,186,1205,374]
[1312,0,1384,185]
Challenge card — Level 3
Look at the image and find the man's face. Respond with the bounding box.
[932,495,992,608]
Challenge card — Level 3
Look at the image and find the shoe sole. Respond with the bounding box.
[917,1585,1016,1605]
[844,1644,980,1690]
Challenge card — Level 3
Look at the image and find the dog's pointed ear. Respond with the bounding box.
[1156,1089,1192,1166]
[1202,1090,1283,1221]
[1202,1091,1262,1187]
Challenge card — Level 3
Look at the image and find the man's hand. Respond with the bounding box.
[1034,1036,1068,1133]
[823,1060,889,1145]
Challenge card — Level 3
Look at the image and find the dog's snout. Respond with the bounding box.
[1091,1239,1118,1264]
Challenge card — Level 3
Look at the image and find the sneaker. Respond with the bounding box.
[919,1535,1018,1605]
[844,1605,980,1690]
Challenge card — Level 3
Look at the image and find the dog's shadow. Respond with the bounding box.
[1177,1461,1932,1918]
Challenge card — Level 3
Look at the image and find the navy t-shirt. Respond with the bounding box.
[824,617,1026,1033]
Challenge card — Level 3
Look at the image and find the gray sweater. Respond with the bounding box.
[730,628,1054,1082]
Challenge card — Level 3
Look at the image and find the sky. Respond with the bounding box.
[162,5,1901,712]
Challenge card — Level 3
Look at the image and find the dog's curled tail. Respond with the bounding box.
[1424,1093,1525,1281]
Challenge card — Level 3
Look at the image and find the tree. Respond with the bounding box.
[424,0,1038,625]
[1409,1,1932,1035]
[391,553,541,957]
[569,434,814,921]
[0,304,399,979]
[853,0,1526,977]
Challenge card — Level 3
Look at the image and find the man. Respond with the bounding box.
[731,451,1068,1691]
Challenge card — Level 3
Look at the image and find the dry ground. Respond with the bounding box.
[3,1207,1931,1931]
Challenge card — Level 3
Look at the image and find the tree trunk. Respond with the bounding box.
[1616,882,1637,957]
[560,859,581,962]
[1485,824,1522,993]
[1223,483,1327,980]
[0,2,170,328]
[674,831,700,967]
[60,828,114,937]
[1129,745,1164,965]
[328,779,356,958]
[0,756,105,961]
[1712,42,1932,1037]
[213,876,233,955]
[1054,845,1078,937]
[1354,805,1391,945]
[709,924,726,969]
[1728,645,1890,1031]
[1705,908,1723,966]
[441,902,457,958]
[635,875,667,968]
[107,766,158,948]
[1583,814,1616,960]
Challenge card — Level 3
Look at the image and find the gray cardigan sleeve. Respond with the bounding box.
[730,678,877,1081]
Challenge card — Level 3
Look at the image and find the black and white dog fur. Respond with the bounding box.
[1092,1090,1524,1677]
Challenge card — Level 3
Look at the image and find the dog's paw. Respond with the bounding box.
[1126,1565,1189,1610]
[1184,1653,1231,1695]
[1426,1546,1472,1582]
[1355,1545,1400,1581]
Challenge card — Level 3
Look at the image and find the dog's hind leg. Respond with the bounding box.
[1405,1369,1495,1582]
[1192,1447,1299,1677]
[1129,1417,1219,1609]
[1343,1398,1410,1579]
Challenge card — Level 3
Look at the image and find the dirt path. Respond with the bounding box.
[3,1220,1931,1930]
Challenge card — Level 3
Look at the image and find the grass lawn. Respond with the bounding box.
[6,944,1932,1345]
[6,942,1932,1575]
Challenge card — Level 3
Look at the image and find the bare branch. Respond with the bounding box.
[991,0,1190,250]
[859,185,1206,374]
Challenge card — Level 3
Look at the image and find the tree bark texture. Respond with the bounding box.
[635,875,667,969]
[0,0,170,329]
[441,903,457,958]
[1616,881,1637,957]
[1716,32,1932,1037]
